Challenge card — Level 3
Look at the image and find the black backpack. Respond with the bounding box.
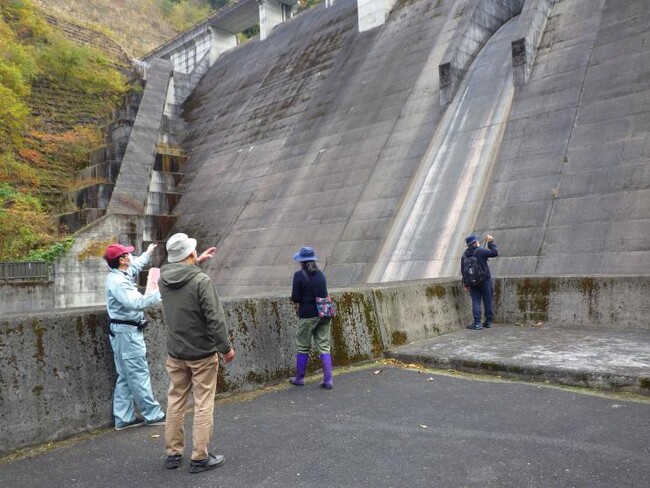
[462,248,487,287]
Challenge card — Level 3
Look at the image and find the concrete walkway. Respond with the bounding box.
[387,325,650,395]
[1,326,649,487]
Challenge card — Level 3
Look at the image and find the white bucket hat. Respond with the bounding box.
[166,233,197,263]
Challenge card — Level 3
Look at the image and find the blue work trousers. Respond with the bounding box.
[469,280,493,325]
[109,324,164,427]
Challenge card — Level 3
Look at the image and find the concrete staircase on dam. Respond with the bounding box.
[50,59,190,308]
[58,84,143,234]
[4,0,649,314]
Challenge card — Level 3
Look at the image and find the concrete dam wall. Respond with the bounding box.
[170,0,650,297]
[2,276,648,457]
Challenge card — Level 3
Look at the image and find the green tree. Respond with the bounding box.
[0,85,29,151]
[37,31,127,94]
[0,183,59,260]
[162,0,213,31]
[0,0,128,260]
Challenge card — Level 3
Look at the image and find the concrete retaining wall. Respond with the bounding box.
[1,276,647,456]
[493,276,649,328]
[53,213,144,309]
[0,281,54,315]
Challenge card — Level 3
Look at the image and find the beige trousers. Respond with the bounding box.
[165,353,219,461]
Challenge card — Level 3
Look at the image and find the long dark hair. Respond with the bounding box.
[301,260,319,275]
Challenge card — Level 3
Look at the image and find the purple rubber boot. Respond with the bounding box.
[319,353,333,390]
[289,353,309,386]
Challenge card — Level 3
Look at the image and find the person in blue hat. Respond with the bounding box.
[289,246,333,389]
[460,233,498,330]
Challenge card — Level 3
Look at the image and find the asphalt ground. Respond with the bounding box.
[1,359,649,487]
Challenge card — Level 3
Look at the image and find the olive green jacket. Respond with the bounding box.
[159,263,231,360]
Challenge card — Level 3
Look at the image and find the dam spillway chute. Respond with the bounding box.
[367,16,520,283]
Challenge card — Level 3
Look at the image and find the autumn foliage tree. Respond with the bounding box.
[0,0,126,261]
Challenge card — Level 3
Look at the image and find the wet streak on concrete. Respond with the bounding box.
[369,17,519,282]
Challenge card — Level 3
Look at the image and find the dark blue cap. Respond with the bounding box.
[465,234,480,246]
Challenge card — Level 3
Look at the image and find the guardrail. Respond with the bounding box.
[0,261,51,282]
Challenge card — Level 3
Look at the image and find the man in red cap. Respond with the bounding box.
[104,242,166,430]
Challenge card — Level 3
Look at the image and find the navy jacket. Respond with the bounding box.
[292,269,328,318]
[460,241,499,283]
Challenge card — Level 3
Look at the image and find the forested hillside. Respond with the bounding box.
[0,0,218,261]
[32,0,219,57]
[33,0,320,58]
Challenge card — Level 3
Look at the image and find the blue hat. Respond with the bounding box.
[293,246,319,262]
[465,234,480,246]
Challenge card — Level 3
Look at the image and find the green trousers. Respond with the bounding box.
[295,316,331,354]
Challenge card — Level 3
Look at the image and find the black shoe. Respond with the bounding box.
[482,322,493,328]
[466,323,483,330]
[115,418,145,430]
[189,453,225,473]
[165,454,182,470]
[146,415,166,426]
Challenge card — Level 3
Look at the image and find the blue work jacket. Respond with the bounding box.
[105,252,161,323]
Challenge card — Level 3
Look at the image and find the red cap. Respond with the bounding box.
[104,244,135,261]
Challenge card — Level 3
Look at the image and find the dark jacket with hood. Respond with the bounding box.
[159,263,231,360]
[460,241,499,286]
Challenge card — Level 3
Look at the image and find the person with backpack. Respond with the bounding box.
[289,246,333,390]
[461,233,498,330]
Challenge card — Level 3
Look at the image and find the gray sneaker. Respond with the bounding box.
[189,453,225,473]
[145,415,166,426]
[115,418,144,430]
[165,454,182,470]
[466,323,483,330]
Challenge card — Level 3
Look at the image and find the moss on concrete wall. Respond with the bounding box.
[2,276,649,456]
[516,278,556,322]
